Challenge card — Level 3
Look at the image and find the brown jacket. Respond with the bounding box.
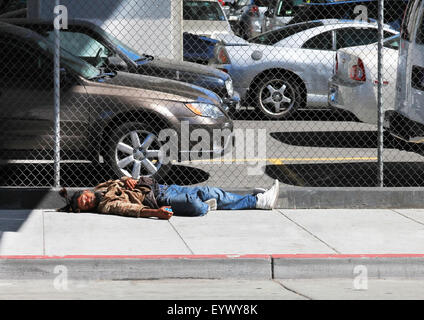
[94,177,155,218]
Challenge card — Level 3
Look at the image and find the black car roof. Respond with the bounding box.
[0,20,45,41]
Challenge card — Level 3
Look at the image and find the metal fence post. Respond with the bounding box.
[377,0,384,187]
[53,0,61,188]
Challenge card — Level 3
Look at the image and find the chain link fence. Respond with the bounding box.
[1,0,423,191]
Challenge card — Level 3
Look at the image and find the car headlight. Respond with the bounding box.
[225,79,234,97]
[185,103,224,119]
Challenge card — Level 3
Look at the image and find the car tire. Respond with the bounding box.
[253,74,302,120]
[106,122,170,180]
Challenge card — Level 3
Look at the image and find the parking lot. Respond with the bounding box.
[3,108,424,189]
[0,0,422,191]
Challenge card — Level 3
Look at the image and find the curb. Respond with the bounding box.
[2,187,424,209]
[1,255,424,280]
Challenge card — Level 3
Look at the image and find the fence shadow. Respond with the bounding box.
[0,163,210,188]
[265,162,424,187]
[230,108,359,122]
[270,131,406,149]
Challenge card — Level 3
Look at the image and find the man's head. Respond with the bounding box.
[58,188,103,213]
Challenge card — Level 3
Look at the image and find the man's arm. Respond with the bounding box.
[100,200,172,220]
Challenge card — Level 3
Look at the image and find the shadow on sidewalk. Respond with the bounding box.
[0,210,32,248]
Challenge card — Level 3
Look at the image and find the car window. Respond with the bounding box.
[0,36,52,88]
[384,35,400,50]
[249,21,323,45]
[276,0,304,17]
[335,28,394,49]
[416,6,424,44]
[45,31,111,60]
[301,30,333,50]
[183,1,226,21]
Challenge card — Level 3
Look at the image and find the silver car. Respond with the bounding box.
[227,0,270,39]
[329,35,399,125]
[212,20,397,119]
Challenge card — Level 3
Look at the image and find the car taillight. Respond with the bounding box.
[249,5,259,16]
[349,58,366,82]
[217,47,230,64]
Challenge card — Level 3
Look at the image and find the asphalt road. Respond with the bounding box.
[2,109,424,189]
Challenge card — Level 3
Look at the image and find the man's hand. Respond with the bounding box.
[156,206,173,220]
[124,178,138,190]
[139,206,173,220]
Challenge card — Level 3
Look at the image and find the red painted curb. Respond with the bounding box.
[1,254,424,260]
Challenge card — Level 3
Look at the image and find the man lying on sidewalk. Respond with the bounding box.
[58,176,280,220]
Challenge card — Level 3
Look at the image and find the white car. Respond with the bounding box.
[183,0,244,43]
[213,20,398,119]
[329,35,400,125]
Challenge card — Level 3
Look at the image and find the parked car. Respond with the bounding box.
[0,1,224,66]
[0,22,234,179]
[389,0,424,143]
[329,34,400,125]
[183,32,220,65]
[249,19,397,47]
[2,18,240,111]
[262,0,303,32]
[285,0,408,31]
[227,0,270,39]
[212,20,397,119]
[183,0,245,44]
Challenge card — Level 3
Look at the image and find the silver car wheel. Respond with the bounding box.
[114,130,163,179]
[259,79,296,117]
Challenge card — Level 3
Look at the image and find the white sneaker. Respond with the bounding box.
[256,180,279,210]
[205,198,217,211]
[252,187,267,196]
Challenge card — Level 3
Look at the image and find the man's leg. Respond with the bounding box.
[157,185,209,217]
[194,186,257,210]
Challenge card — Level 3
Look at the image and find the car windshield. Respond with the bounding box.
[36,36,101,79]
[249,21,324,44]
[89,25,150,63]
[383,34,400,50]
[183,1,226,21]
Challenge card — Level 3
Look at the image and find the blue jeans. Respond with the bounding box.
[156,185,257,217]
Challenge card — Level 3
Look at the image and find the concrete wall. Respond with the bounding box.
[27,0,183,61]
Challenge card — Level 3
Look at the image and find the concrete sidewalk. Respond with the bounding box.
[1,208,424,280]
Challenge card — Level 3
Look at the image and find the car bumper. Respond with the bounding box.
[223,90,241,111]
[328,77,378,125]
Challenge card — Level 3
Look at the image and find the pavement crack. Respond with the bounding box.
[168,221,194,255]
[277,209,341,254]
[391,209,424,227]
[273,279,313,300]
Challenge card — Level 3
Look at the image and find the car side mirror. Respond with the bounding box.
[106,55,128,71]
